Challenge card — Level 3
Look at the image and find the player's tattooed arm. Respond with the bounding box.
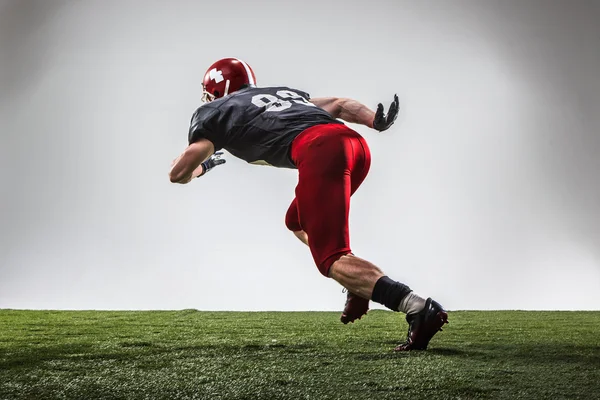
[169,138,221,184]
[311,95,399,132]
[310,97,375,128]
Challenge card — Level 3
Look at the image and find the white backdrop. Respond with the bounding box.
[1,0,599,311]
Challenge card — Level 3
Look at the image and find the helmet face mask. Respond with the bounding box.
[201,84,216,103]
[201,58,256,102]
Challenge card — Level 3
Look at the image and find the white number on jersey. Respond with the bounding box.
[251,90,316,113]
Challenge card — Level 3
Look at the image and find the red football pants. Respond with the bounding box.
[285,123,371,277]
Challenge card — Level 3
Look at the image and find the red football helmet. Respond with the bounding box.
[201,58,257,102]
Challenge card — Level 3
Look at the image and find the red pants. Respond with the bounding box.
[285,123,371,276]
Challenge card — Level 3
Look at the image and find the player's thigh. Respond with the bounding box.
[349,135,372,196]
[295,169,352,261]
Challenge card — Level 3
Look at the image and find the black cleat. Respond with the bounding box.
[394,298,448,351]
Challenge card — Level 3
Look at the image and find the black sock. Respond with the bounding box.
[371,276,412,312]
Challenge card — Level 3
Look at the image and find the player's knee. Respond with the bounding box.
[319,251,352,278]
[284,207,302,231]
[285,219,302,232]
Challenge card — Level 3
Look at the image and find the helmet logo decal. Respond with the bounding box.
[208,68,224,83]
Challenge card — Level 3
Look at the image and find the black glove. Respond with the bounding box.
[198,152,226,177]
[373,94,399,132]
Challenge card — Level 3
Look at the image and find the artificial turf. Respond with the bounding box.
[1,309,599,399]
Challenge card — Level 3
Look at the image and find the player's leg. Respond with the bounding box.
[287,196,370,323]
[290,124,403,315]
[338,132,375,323]
[291,124,448,349]
[285,129,369,254]
[328,255,383,299]
[286,190,368,323]
[315,132,425,311]
[292,131,354,278]
[290,125,379,325]
[328,238,448,350]
[330,134,447,348]
[293,230,309,246]
[285,199,309,246]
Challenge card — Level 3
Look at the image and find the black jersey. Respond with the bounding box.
[188,86,343,168]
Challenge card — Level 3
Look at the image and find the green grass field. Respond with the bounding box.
[0,309,599,400]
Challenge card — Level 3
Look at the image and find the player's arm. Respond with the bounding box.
[169,139,223,184]
[310,95,399,132]
[310,97,375,127]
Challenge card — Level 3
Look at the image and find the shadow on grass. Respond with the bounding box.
[0,341,322,370]
[1,343,98,369]
[3,338,598,372]
[428,344,600,366]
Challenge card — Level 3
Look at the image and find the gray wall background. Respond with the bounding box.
[1,0,599,311]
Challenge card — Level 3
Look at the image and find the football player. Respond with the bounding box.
[169,58,448,351]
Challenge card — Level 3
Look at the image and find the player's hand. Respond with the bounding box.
[199,151,226,176]
[373,94,399,132]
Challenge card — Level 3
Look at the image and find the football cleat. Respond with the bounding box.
[340,290,370,324]
[201,57,256,102]
[394,297,448,351]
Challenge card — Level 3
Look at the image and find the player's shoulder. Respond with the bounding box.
[247,85,312,101]
[190,103,221,125]
[191,103,218,115]
[268,85,309,94]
